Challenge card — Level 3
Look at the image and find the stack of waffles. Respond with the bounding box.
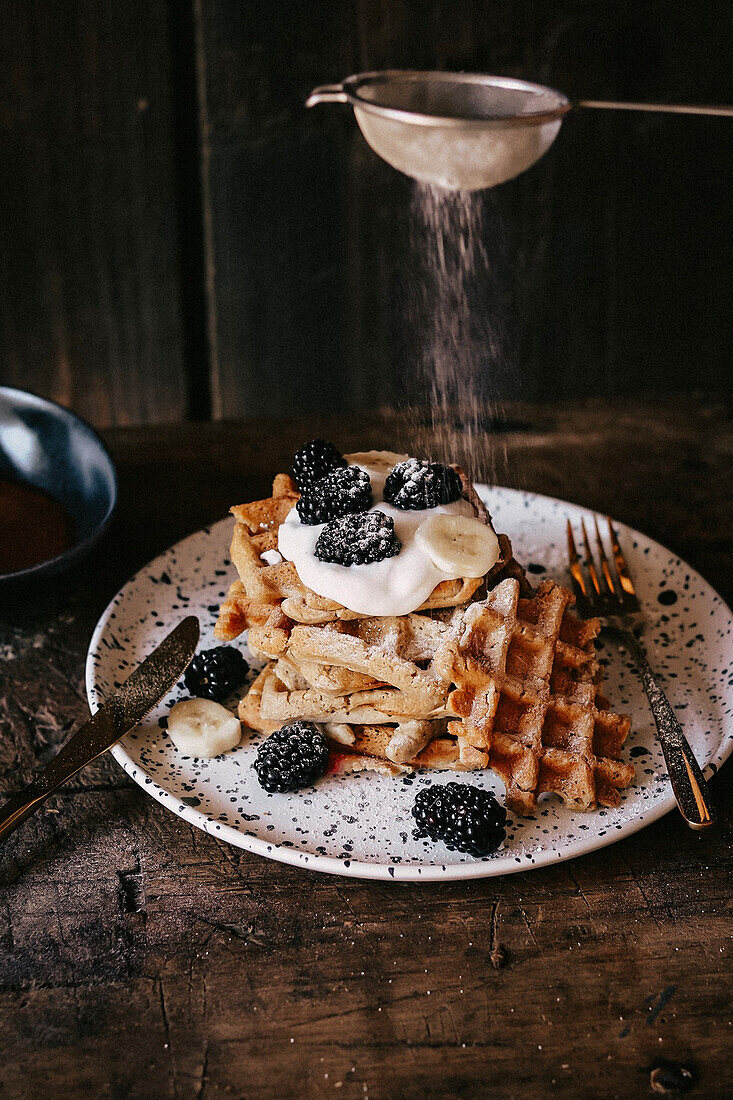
[215,471,634,815]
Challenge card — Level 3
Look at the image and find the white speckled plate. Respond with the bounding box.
[86,488,733,881]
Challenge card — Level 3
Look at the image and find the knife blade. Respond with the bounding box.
[0,614,200,843]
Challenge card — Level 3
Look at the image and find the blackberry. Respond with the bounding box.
[412,782,506,856]
[291,439,346,490]
[254,721,330,793]
[296,465,372,525]
[383,458,463,510]
[183,646,249,702]
[315,510,401,566]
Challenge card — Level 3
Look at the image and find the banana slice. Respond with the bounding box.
[167,698,242,758]
[415,513,500,577]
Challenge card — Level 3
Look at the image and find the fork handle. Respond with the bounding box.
[617,629,715,830]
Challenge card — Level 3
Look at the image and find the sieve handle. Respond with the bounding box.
[306,83,348,108]
[577,100,733,118]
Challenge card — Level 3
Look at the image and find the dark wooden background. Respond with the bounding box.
[1,1,732,427]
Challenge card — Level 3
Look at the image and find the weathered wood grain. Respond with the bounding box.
[0,401,730,1097]
[192,0,358,421]
[0,0,187,425]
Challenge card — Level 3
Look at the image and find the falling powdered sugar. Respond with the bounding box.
[403,184,512,485]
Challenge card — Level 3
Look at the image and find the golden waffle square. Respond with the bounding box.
[435,579,633,813]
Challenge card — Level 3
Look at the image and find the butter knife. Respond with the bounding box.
[0,615,199,843]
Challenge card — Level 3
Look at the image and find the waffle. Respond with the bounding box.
[437,579,633,813]
[240,578,634,815]
[214,456,632,816]
[214,467,529,642]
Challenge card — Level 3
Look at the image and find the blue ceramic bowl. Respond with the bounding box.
[0,387,117,587]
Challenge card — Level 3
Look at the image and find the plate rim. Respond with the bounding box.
[86,486,733,882]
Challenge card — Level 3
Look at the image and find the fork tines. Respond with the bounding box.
[566,516,640,613]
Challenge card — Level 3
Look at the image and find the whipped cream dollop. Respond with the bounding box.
[278,451,497,616]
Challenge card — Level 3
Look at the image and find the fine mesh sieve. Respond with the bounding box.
[306,70,733,190]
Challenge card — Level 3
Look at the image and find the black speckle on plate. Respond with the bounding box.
[658,589,678,606]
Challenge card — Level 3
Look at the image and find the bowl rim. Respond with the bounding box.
[0,385,118,583]
[342,70,572,129]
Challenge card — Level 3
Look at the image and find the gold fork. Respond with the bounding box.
[567,516,715,830]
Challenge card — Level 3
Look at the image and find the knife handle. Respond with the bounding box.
[0,729,108,843]
[0,616,200,847]
[0,782,50,843]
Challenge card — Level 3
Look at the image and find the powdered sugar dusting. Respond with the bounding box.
[404,185,511,486]
[315,510,401,566]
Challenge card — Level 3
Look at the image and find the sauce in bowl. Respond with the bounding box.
[0,476,76,574]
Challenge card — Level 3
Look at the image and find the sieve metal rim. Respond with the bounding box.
[336,70,572,129]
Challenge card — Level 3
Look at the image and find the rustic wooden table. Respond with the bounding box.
[1,397,730,1099]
